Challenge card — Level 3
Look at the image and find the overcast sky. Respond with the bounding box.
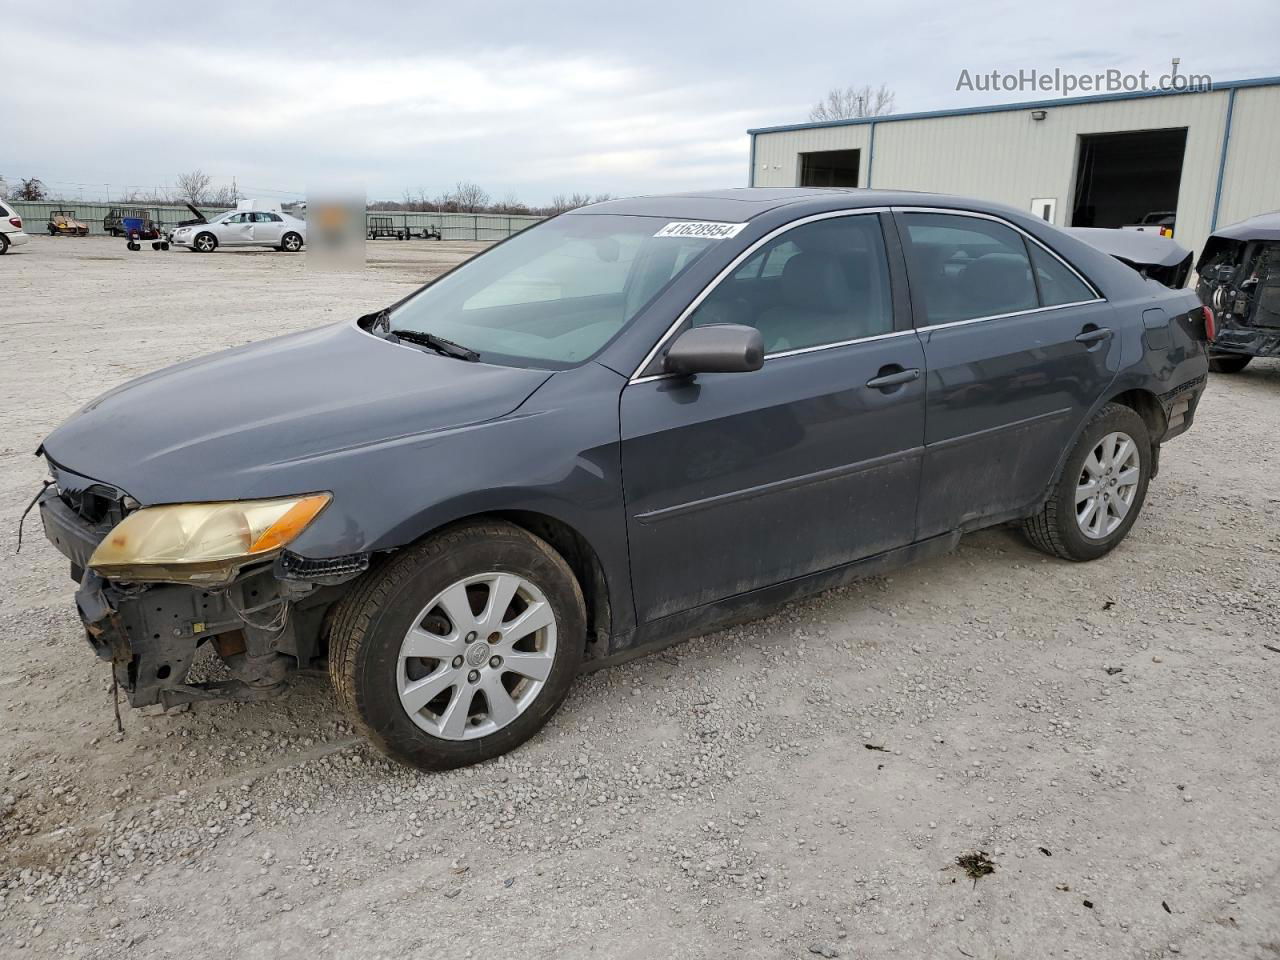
[3,0,1277,205]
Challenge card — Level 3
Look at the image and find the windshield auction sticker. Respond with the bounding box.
[654,221,748,240]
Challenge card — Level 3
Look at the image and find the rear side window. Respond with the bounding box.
[901,214,1037,325]
[691,214,894,353]
[1028,243,1096,306]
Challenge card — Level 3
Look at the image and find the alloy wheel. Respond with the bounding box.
[397,572,557,740]
[1075,430,1140,539]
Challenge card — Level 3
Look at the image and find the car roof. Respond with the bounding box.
[567,187,1030,223]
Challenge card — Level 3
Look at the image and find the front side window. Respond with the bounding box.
[689,214,894,353]
[388,215,719,367]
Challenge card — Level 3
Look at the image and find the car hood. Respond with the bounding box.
[1205,211,1280,244]
[41,322,553,505]
[1065,227,1190,269]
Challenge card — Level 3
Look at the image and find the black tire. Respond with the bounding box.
[127,241,140,252]
[193,232,217,253]
[1023,403,1152,562]
[1209,354,1252,374]
[0,234,9,255]
[280,231,303,252]
[328,520,586,770]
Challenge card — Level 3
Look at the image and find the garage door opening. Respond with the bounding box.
[1070,128,1187,233]
[799,149,860,188]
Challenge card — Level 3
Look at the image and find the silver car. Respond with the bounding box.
[171,208,306,253]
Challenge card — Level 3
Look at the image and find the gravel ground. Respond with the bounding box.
[2,235,1279,960]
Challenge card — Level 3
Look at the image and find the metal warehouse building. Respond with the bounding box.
[747,75,1280,256]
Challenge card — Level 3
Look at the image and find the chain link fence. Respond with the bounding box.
[6,201,543,240]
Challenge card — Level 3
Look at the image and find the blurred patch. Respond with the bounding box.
[306,188,366,272]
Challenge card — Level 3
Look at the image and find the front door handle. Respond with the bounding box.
[1075,327,1112,345]
[865,367,921,390]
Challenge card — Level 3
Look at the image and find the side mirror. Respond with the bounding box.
[663,324,764,376]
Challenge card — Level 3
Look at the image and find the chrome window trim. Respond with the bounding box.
[627,207,893,383]
[915,297,1107,332]
[626,204,1108,385]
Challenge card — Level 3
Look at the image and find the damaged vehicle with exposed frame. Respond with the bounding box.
[1195,211,1280,373]
[34,188,1211,770]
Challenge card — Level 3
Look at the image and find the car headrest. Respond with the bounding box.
[781,253,852,313]
[957,253,1035,314]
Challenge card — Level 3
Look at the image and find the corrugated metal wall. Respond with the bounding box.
[5,201,543,240]
[1214,85,1280,229]
[750,85,1280,255]
[754,126,873,186]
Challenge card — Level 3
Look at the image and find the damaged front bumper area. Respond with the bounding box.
[1197,234,1280,359]
[37,483,367,710]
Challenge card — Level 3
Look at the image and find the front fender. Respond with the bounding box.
[287,361,634,637]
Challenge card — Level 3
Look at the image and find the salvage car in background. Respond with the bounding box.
[104,206,147,237]
[1066,227,1193,288]
[35,188,1211,770]
[0,198,30,254]
[170,203,306,252]
[1196,212,1280,373]
[47,209,89,236]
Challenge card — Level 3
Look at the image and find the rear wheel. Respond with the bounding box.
[0,234,9,255]
[1209,354,1252,374]
[329,521,586,770]
[1023,403,1151,561]
[193,232,217,253]
[280,231,303,252]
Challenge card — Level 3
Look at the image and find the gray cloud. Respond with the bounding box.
[2,0,1276,205]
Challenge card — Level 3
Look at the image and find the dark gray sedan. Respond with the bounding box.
[36,189,1211,769]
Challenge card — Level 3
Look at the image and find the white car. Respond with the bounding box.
[170,208,306,253]
[0,199,31,254]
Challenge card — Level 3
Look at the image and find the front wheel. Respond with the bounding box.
[1023,403,1151,561]
[328,520,586,770]
[193,232,217,253]
[1209,354,1252,374]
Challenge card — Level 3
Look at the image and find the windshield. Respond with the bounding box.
[386,214,720,367]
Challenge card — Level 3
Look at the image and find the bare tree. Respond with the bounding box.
[206,180,240,207]
[808,83,895,122]
[448,181,490,213]
[543,192,613,216]
[491,193,531,215]
[14,177,48,201]
[175,169,213,204]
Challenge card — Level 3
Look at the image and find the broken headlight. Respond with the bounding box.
[88,494,331,584]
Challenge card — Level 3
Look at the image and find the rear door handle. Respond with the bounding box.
[1075,327,1112,345]
[865,367,921,390]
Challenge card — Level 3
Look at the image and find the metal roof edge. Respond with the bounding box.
[746,74,1280,136]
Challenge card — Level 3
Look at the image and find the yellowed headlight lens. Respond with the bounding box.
[88,494,331,583]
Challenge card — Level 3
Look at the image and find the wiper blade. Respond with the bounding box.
[389,328,480,362]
